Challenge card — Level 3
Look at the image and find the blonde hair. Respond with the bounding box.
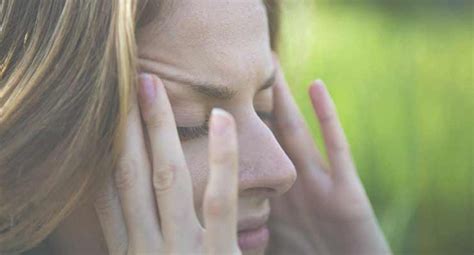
[0,0,279,253]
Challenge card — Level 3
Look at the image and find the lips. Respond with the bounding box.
[238,213,269,233]
[237,213,270,250]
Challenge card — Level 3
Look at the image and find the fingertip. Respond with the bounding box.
[151,73,164,89]
[310,79,334,103]
[209,108,238,169]
[138,73,155,98]
[314,79,326,87]
[138,73,164,94]
[309,79,338,122]
[211,108,233,121]
[138,72,152,82]
[308,79,326,97]
[210,108,236,136]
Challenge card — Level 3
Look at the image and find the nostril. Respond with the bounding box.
[240,187,276,198]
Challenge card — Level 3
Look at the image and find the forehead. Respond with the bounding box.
[136,0,274,91]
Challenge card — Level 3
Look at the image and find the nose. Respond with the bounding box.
[236,111,297,198]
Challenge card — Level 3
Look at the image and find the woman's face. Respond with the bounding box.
[50,1,296,254]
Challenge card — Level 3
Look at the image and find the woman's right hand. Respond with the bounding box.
[93,74,241,255]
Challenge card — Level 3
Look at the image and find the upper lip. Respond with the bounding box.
[237,213,269,233]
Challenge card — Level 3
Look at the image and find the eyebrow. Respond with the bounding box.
[157,69,277,100]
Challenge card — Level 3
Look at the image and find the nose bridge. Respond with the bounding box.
[236,111,296,197]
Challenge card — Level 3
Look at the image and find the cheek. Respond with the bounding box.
[181,139,209,223]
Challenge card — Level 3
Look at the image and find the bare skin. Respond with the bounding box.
[267,58,392,255]
[95,74,241,254]
[44,1,391,254]
[91,62,391,255]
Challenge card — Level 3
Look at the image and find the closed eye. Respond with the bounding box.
[176,111,273,142]
[177,117,209,142]
[177,125,209,141]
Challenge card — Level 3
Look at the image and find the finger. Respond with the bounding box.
[94,174,128,255]
[272,56,329,180]
[114,80,163,252]
[138,73,201,252]
[203,109,240,254]
[309,80,356,181]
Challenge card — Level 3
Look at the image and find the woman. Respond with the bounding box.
[0,0,391,254]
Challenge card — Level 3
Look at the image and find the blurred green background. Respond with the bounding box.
[278,1,473,254]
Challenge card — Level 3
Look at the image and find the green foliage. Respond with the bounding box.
[279,2,473,254]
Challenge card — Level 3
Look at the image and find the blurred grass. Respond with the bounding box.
[278,1,473,254]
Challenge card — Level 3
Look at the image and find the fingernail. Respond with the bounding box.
[138,73,156,107]
[314,79,325,87]
[309,79,325,96]
[211,108,232,135]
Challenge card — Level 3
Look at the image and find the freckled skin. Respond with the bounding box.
[47,1,296,255]
[136,3,295,244]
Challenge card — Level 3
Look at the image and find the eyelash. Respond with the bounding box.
[177,111,273,142]
[177,123,209,141]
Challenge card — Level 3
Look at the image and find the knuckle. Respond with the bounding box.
[192,230,204,248]
[152,163,177,192]
[162,237,180,253]
[130,245,164,255]
[114,156,140,191]
[210,159,225,169]
[328,139,351,154]
[205,194,234,218]
[94,189,118,214]
[143,109,167,129]
[211,148,237,166]
[159,229,202,253]
[319,111,337,125]
[277,117,306,134]
[110,240,127,255]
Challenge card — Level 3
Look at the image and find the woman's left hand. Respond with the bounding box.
[266,57,391,255]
